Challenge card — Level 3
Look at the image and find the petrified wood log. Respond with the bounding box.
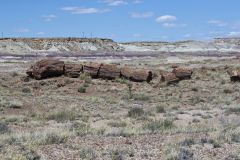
[161,72,180,85]
[121,67,153,83]
[26,59,64,80]
[99,64,121,79]
[64,64,83,78]
[227,69,240,82]
[82,62,101,78]
[172,67,193,80]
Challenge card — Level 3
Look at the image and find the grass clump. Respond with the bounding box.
[78,85,87,93]
[73,122,92,136]
[231,133,240,143]
[45,110,76,122]
[22,87,31,93]
[41,132,68,145]
[8,100,23,109]
[107,121,127,128]
[143,119,174,133]
[0,123,10,134]
[79,148,96,160]
[2,130,69,146]
[226,107,240,115]
[223,89,233,94]
[10,72,18,77]
[128,107,144,118]
[80,73,92,84]
[133,94,150,101]
[109,149,134,160]
[156,105,166,113]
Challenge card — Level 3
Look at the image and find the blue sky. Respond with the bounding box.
[0,0,240,42]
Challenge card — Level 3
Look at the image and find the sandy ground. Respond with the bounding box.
[0,55,240,159]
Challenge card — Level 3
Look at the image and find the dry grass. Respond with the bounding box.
[0,57,240,159]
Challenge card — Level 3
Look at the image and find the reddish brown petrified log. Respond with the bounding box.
[121,66,153,83]
[99,64,121,79]
[26,59,64,80]
[227,69,240,82]
[82,62,101,78]
[161,72,180,85]
[172,67,193,80]
[64,64,83,78]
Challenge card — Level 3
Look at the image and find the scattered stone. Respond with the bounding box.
[26,59,64,80]
[172,67,193,80]
[161,72,180,85]
[0,123,9,134]
[20,76,30,82]
[227,69,240,82]
[171,64,179,68]
[121,66,153,82]
[64,64,83,78]
[99,64,121,79]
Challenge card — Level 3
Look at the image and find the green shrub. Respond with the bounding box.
[231,133,240,143]
[127,83,133,99]
[143,119,174,133]
[45,110,76,122]
[83,83,89,88]
[0,123,9,134]
[78,86,87,93]
[79,148,96,159]
[223,89,232,94]
[73,122,92,136]
[8,100,23,109]
[128,108,144,118]
[133,94,150,101]
[226,107,240,115]
[156,106,166,113]
[10,72,18,77]
[180,138,195,147]
[191,87,198,92]
[107,121,127,128]
[42,133,67,145]
[22,87,31,93]
[80,73,92,83]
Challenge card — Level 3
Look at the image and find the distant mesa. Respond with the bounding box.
[1,37,240,55]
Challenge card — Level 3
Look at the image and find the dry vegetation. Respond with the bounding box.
[0,57,240,160]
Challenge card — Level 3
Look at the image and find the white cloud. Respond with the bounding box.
[16,29,30,33]
[156,15,177,23]
[130,12,153,18]
[161,23,186,28]
[133,0,143,4]
[155,15,186,28]
[61,7,109,14]
[208,20,228,27]
[42,15,57,21]
[228,31,240,37]
[101,0,128,6]
[162,23,176,28]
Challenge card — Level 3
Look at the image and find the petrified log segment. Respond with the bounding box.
[26,59,64,80]
[83,63,101,78]
[27,60,155,82]
[172,67,193,80]
[121,67,153,83]
[227,69,240,82]
[99,64,121,79]
[64,64,83,78]
[161,72,180,85]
